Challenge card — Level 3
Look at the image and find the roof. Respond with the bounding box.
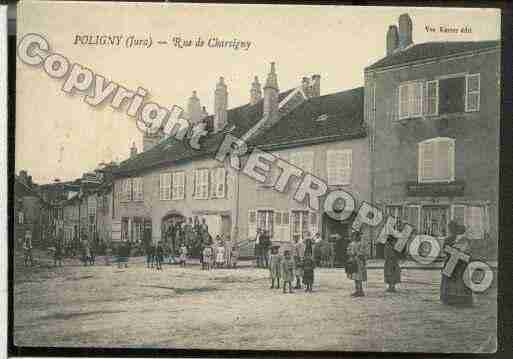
[114,86,366,177]
[113,89,294,177]
[249,87,365,150]
[366,40,500,71]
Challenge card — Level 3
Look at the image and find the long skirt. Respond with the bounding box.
[440,263,473,306]
[347,257,367,282]
[384,258,401,284]
[303,269,314,285]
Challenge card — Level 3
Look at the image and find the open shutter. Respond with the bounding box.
[248,210,257,239]
[210,168,218,198]
[451,204,465,225]
[405,205,420,231]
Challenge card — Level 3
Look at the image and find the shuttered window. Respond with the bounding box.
[289,151,314,173]
[171,172,185,200]
[327,149,352,185]
[210,167,226,198]
[398,82,423,119]
[133,177,143,202]
[425,80,439,116]
[248,210,257,239]
[465,74,480,112]
[121,178,133,202]
[405,205,420,230]
[194,169,209,199]
[159,173,171,200]
[418,138,455,183]
[451,204,486,240]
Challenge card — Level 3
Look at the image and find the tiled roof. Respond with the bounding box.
[366,40,500,70]
[113,87,366,177]
[113,89,294,177]
[249,87,365,150]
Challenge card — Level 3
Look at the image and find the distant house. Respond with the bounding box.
[365,13,500,259]
[14,171,49,246]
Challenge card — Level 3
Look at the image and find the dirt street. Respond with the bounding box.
[13,255,497,352]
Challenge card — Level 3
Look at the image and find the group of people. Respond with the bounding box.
[201,234,240,270]
[346,219,474,306]
[267,231,317,294]
[162,217,211,258]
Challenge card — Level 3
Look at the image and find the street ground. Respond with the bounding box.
[13,251,497,352]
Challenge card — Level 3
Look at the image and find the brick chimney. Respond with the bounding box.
[19,170,28,185]
[250,76,262,105]
[130,142,138,158]
[263,62,279,120]
[386,25,399,55]
[143,130,163,151]
[311,75,321,97]
[214,77,228,132]
[187,90,203,125]
[398,14,413,49]
[302,77,311,98]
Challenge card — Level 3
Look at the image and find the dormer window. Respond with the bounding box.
[316,114,329,122]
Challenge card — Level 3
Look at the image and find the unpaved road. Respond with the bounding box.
[13,255,497,352]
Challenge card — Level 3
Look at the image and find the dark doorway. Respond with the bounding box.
[323,213,350,267]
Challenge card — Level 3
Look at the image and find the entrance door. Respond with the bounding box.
[221,215,232,238]
[323,213,349,267]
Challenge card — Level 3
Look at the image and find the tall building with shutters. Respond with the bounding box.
[365,13,500,259]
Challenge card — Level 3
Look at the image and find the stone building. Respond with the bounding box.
[365,13,500,259]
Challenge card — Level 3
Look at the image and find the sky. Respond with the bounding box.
[15,1,501,184]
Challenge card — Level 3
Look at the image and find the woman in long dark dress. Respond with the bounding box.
[440,221,473,306]
[346,230,367,297]
[384,235,401,292]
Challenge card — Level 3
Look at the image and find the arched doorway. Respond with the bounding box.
[161,211,185,254]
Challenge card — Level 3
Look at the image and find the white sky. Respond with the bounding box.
[15,1,501,184]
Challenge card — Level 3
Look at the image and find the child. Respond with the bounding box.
[281,250,295,294]
[216,242,225,269]
[302,253,316,292]
[269,245,282,289]
[155,242,164,270]
[202,245,213,270]
[179,243,188,267]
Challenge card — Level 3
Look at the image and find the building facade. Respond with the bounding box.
[365,14,500,259]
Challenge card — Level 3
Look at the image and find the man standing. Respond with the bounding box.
[292,236,305,289]
[23,230,33,267]
[254,228,262,268]
[260,229,271,269]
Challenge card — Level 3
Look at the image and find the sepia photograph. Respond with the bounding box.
[12,1,500,353]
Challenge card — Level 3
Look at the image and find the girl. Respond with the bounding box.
[281,250,295,294]
[216,241,225,269]
[384,234,401,292]
[346,230,367,297]
[202,245,213,270]
[302,252,316,292]
[269,245,282,289]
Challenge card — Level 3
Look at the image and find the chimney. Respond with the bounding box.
[143,130,163,151]
[250,76,262,105]
[130,142,138,158]
[263,62,279,119]
[311,75,321,97]
[386,25,399,55]
[19,170,28,185]
[398,13,413,49]
[214,77,228,132]
[201,106,208,119]
[187,90,203,125]
[302,77,311,98]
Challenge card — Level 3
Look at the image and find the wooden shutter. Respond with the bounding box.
[405,205,420,231]
[464,206,484,239]
[210,168,218,198]
[419,141,434,182]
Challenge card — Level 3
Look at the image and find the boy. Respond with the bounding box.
[179,243,188,267]
[155,241,164,270]
[302,252,316,292]
[281,250,295,294]
[269,245,281,289]
[202,245,213,270]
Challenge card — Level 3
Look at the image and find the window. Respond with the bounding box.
[327,149,352,185]
[194,169,209,199]
[288,151,314,173]
[421,206,449,237]
[291,210,309,242]
[133,177,144,202]
[465,74,480,112]
[171,172,185,200]
[452,204,487,239]
[210,167,226,198]
[121,178,132,202]
[257,210,274,237]
[418,138,455,183]
[399,81,423,119]
[159,173,171,200]
[88,197,96,216]
[385,205,404,230]
[425,80,439,116]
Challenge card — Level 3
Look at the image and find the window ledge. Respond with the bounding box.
[394,111,479,124]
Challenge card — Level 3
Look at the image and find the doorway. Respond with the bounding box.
[323,213,350,267]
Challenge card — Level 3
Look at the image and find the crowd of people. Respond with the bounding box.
[23,215,474,307]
